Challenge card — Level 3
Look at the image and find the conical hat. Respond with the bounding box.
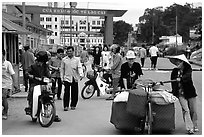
[166,54,190,65]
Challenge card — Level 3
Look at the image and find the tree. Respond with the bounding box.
[138,7,169,44]
[137,3,202,43]
[100,20,133,46]
[113,20,133,46]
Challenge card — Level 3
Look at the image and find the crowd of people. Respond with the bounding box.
[2,43,199,134]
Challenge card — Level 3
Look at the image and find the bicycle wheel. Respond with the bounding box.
[38,101,56,127]
[147,102,153,134]
[81,84,95,99]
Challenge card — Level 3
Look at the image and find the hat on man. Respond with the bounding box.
[126,50,136,59]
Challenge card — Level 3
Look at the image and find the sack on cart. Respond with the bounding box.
[126,89,147,118]
[150,91,178,105]
[152,103,175,133]
[110,102,142,131]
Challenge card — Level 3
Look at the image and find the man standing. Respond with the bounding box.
[21,45,35,92]
[60,46,83,111]
[106,44,123,100]
[49,48,64,100]
[149,44,159,69]
[139,44,147,67]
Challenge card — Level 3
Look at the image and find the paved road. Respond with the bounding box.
[2,57,202,135]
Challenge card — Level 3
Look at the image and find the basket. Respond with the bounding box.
[126,88,147,118]
[86,70,95,79]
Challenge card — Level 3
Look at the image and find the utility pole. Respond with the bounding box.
[22,2,26,47]
[152,9,155,44]
[175,4,178,54]
[63,2,66,46]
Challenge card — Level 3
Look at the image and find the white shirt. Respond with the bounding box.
[2,60,15,89]
[149,46,159,57]
[101,51,111,68]
[60,56,83,83]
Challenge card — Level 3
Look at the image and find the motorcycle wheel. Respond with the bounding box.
[38,101,56,127]
[81,84,95,99]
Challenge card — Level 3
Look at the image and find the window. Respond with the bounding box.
[46,25,52,29]
[41,25,44,28]
[46,17,52,21]
[55,32,57,36]
[80,39,85,42]
[66,20,69,24]
[97,21,100,25]
[92,21,96,25]
[40,17,44,21]
[55,17,57,22]
[80,20,86,25]
[49,39,54,44]
[61,20,64,25]
[55,25,57,29]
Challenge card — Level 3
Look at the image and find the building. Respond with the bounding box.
[2,14,31,89]
[2,6,52,51]
[40,13,104,48]
[11,2,127,49]
[159,34,183,46]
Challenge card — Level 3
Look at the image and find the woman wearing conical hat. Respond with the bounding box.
[166,47,198,134]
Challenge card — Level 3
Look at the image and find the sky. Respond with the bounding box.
[2,0,202,25]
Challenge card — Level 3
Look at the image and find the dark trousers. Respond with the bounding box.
[63,79,78,108]
[140,58,145,67]
[51,77,62,98]
[150,56,158,68]
[27,84,35,107]
[23,70,29,92]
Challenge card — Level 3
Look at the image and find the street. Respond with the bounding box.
[2,57,202,135]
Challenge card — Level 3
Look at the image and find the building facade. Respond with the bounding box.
[40,14,104,48]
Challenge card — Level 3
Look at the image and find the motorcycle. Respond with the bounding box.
[81,65,114,99]
[25,77,56,127]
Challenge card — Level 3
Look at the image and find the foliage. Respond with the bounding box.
[137,3,202,43]
[100,20,133,46]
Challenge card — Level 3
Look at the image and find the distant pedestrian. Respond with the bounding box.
[60,46,83,111]
[167,47,198,134]
[92,46,102,66]
[49,48,64,100]
[101,45,111,69]
[186,44,191,59]
[149,44,159,69]
[21,45,35,92]
[2,49,18,120]
[80,47,89,64]
[139,44,147,67]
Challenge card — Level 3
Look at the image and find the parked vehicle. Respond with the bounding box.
[81,65,113,99]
